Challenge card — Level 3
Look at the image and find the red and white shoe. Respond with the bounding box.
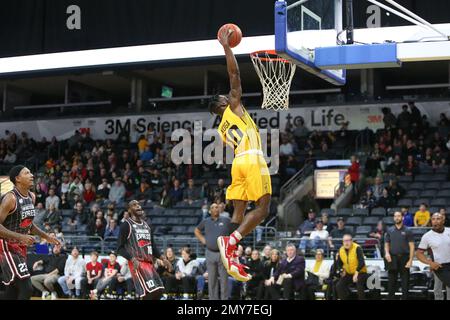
[217,236,235,271]
[228,260,252,282]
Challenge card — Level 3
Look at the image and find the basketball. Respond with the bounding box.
[217,23,242,48]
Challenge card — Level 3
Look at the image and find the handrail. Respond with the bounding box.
[280,163,314,200]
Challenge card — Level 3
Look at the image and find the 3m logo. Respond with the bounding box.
[367,115,382,123]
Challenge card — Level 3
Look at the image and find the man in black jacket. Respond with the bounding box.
[30,244,67,300]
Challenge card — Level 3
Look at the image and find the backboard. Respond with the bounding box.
[275,0,450,86]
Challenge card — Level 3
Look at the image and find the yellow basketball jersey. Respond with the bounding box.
[217,105,262,155]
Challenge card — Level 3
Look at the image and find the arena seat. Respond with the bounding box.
[424,182,440,190]
[363,217,379,226]
[431,198,447,207]
[346,217,362,226]
[337,208,353,217]
[353,208,369,216]
[355,225,372,235]
[408,182,424,190]
[371,207,387,217]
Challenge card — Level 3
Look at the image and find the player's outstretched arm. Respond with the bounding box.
[30,223,60,245]
[218,28,243,116]
[0,193,33,244]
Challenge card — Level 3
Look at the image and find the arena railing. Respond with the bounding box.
[280,163,314,200]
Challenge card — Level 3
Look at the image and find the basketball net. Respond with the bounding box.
[250,50,296,111]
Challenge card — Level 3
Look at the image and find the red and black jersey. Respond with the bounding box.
[117,218,160,262]
[2,188,35,235]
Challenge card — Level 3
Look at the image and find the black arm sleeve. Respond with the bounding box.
[117,222,132,261]
[356,246,366,272]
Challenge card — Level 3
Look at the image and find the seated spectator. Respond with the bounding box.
[414,203,431,227]
[336,234,368,300]
[401,206,414,227]
[81,251,103,299]
[359,189,376,213]
[34,203,47,229]
[69,201,87,227]
[213,179,227,203]
[309,220,329,251]
[261,245,273,263]
[218,202,230,219]
[89,251,121,299]
[386,179,405,202]
[158,247,177,300]
[261,249,281,300]
[31,243,67,300]
[97,178,111,201]
[3,148,17,164]
[328,217,353,251]
[137,135,148,154]
[269,244,305,300]
[89,218,107,238]
[168,247,199,300]
[45,188,60,210]
[115,262,134,299]
[297,210,317,252]
[432,147,446,168]
[83,182,96,205]
[60,193,71,210]
[183,178,200,203]
[365,152,382,178]
[57,247,86,299]
[104,219,120,238]
[376,188,395,211]
[158,185,172,208]
[369,176,384,202]
[34,183,47,207]
[385,154,403,176]
[305,249,330,300]
[169,179,183,204]
[136,181,152,202]
[404,154,419,177]
[280,137,295,157]
[109,177,126,205]
[140,145,154,162]
[44,204,62,228]
[245,249,264,300]
[320,213,331,231]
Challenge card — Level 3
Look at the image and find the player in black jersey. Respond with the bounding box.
[0,165,60,300]
[117,200,166,300]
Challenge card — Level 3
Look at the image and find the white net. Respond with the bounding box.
[250,51,296,111]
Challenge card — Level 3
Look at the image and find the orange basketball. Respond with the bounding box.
[217,23,242,48]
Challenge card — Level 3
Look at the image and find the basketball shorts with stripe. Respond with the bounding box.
[128,260,164,298]
[0,239,30,286]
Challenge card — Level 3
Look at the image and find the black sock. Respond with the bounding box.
[230,223,240,233]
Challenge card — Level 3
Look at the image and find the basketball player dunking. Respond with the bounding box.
[117,200,166,300]
[209,28,272,282]
[0,165,60,300]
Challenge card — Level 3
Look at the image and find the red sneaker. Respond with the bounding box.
[217,236,236,271]
[229,260,252,282]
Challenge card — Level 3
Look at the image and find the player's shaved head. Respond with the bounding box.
[128,200,143,218]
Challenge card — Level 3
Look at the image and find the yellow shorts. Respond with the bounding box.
[226,153,272,202]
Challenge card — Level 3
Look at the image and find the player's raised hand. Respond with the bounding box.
[218,27,233,48]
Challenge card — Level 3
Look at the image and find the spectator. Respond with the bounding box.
[305,249,330,300]
[328,217,352,251]
[104,219,120,238]
[97,178,111,201]
[115,262,135,299]
[169,179,183,204]
[280,137,295,157]
[109,177,126,205]
[140,145,154,162]
[57,247,86,298]
[158,247,177,300]
[3,148,17,164]
[384,211,415,300]
[369,176,385,201]
[359,189,376,213]
[377,188,395,211]
[89,251,121,299]
[172,247,199,300]
[34,202,47,229]
[213,179,227,203]
[136,181,152,202]
[397,104,411,132]
[293,117,309,139]
[386,179,405,202]
[83,182,96,204]
[270,244,305,300]
[382,107,397,129]
[385,154,403,176]
[183,178,200,203]
[45,188,60,210]
[348,155,360,199]
[416,213,450,289]
[245,249,264,300]
[218,202,230,219]
[34,183,46,207]
[261,249,281,300]
[261,245,272,263]
[414,203,431,227]
[69,201,87,226]
[309,220,329,251]
[81,251,103,299]
[137,135,148,154]
[30,243,67,300]
[320,213,331,231]
[44,204,62,228]
[402,206,414,227]
[89,217,106,238]
[335,234,368,300]
[297,210,317,252]
[298,191,320,216]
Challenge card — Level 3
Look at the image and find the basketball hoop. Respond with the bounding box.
[250,50,296,111]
